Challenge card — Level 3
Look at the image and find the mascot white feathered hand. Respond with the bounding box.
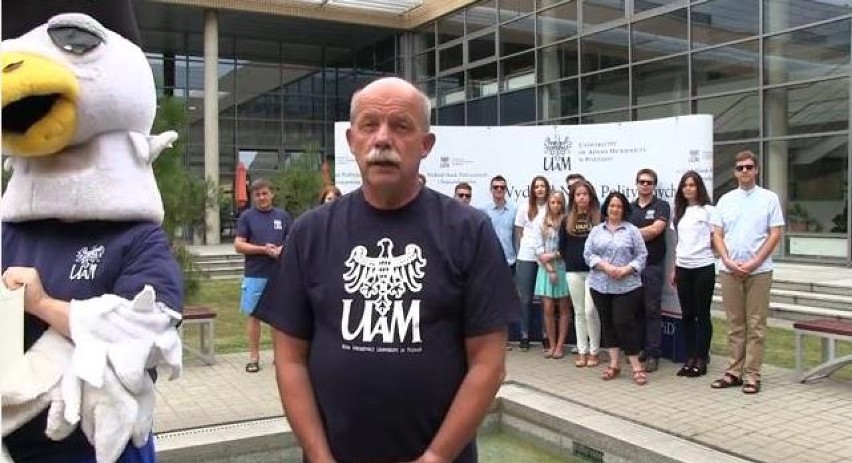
[1,2,185,462]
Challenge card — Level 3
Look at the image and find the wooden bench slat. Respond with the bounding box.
[793,319,852,336]
[183,306,217,320]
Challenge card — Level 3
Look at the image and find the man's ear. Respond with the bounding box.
[421,133,436,159]
[346,128,353,153]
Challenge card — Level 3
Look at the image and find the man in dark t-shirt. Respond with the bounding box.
[234,178,291,373]
[627,168,671,373]
[254,77,519,463]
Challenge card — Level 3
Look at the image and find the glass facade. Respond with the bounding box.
[413,0,852,262]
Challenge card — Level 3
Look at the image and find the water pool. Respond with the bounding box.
[479,432,584,463]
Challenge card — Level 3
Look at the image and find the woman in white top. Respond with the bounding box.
[514,175,550,351]
[670,171,716,378]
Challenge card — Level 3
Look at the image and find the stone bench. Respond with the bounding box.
[180,306,217,365]
[793,319,852,383]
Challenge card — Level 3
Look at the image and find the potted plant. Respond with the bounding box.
[787,203,810,232]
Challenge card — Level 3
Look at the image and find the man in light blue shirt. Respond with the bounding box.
[710,151,784,395]
[481,175,517,268]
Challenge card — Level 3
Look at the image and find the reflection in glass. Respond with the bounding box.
[765,78,849,137]
[767,136,847,237]
[539,78,579,120]
[500,0,535,22]
[634,0,678,13]
[692,41,759,96]
[583,0,625,28]
[764,0,852,33]
[633,102,689,121]
[238,118,281,147]
[467,0,497,34]
[501,52,536,91]
[712,142,759,199]
[581,26,629,73]
[696,92,759,141]
[468,96,498,125]
[237,93,282,119]
[414,24,435,52]
[438,103,465,125]
[632,56,687,105]
[581,68,629,113]
[537,2,578,46]
[415,51,436,81]
[631,9,687,62]
[468,33,496,63]
[438,12,465,44]
[500,16,536,56]
[581,110,629,124]
[691,0,759,48]
[501,88,536,124]
[764,20,851,85]
[538,40,578,83]
[439,44,464,71]
[438,72,466,105]
[468,63,499,98]
[416,80,437,107]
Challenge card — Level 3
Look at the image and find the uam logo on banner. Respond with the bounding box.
[335,115,715,315]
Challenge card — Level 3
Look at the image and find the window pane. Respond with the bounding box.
[634,0,679,13]
[768,136,847,236]
[633,56,688,105]
[237,118,280,147]
[501,51,536,91]
[633,101,689,121]
[500,0,535,22]
[581,26,629,73]
[537,2,578,46]
[438,103,465,125]
[439,44,464,71]
[538,40,578,83]
[468,0,497,34]
[693,40,759,96]
[468,63,499,98]
[581,109,630,124]
[415,51,436,81]
[237,93,282,119]
[713,142,759,199]
[691,0,759,49]
[438,12,465,44]
[416,80,437,108]
[631,9,687,62]
[581,68,629,112]
[583,0,625,28]
[764,0,852,33]
[414,24,435,52]
[764,20,851,85]
[468,96,498,125]
[539,78,579,119]
[438,72,465,105]
[696,92,759,141]
[500,16,536,56]
[501,88,536,124]
[468,32,496,63]
[765,78,849,137]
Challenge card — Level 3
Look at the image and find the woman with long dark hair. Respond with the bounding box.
[559,180,602,367]
[584,191,648,385]
[670,171,716,377]
[514,175,551,351]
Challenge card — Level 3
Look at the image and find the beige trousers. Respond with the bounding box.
[719,271,773,381]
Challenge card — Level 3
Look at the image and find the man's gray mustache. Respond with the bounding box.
[365,149,402,164]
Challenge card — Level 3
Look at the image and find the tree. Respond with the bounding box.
[270,144,325,218]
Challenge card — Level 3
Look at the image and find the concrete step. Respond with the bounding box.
[713,283,852,310]
[194,260,245,271]
[711,295,852,322]
[715,275,851,297]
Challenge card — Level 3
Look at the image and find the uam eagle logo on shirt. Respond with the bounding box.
[70,245,105,280]
[342,238,426,344]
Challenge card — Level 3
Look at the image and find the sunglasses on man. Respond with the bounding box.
[735,164,755,172]
[491,185,506,191]
[456,192,471,199]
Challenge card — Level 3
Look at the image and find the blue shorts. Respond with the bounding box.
[240,277,268,315]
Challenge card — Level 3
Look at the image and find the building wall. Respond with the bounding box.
[412,0,852,262]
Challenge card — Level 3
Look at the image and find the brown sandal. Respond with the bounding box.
[586,354,600,367]
[711,372,743,389]
[632,369,648,385]
[574,354,587,368]
[601,366,621,380]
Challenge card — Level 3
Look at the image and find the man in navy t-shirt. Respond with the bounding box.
[254,77,519,463]
[234,178,291,373]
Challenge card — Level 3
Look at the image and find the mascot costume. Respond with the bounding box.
[1,1,184,462]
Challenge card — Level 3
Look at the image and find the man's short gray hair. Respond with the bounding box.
[350,77,432,132]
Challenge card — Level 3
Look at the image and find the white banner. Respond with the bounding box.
[335,115,714,315]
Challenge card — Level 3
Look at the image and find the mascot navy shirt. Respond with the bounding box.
[254,187,520,463]
[2,220,183,461]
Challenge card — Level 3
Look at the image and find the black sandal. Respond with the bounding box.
[245,361,260,373]
[710,372,742,389]
[742,380,761,394]
[677,359,696,377]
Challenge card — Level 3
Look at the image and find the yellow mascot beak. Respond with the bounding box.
[1,52,79,157]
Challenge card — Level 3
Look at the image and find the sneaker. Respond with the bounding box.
[645,357,659,373]
[638,350,648,362]
[519,338,530,352]
[570,345,579,354]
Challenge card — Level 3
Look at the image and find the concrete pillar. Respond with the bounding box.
[203,9,221,245]
[765,3,789,215]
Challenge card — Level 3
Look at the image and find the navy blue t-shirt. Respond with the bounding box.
[628,196,671,265]
[2,220,183,462]
[235,206,291,278]
[254,188,519,463]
